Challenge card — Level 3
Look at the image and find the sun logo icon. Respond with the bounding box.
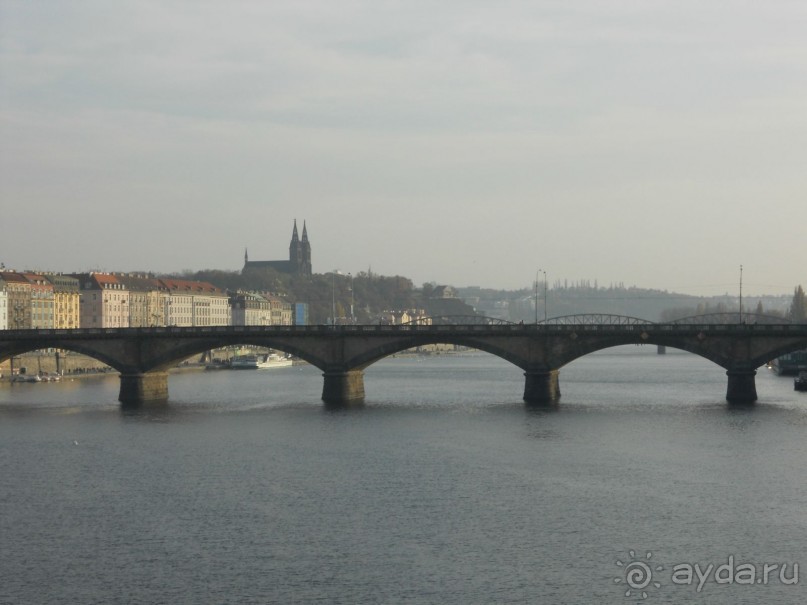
[614,550,663,599]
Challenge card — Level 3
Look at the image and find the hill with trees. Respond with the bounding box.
[162,267,422,324]
[164,268,803,325]
[460,281,798,323]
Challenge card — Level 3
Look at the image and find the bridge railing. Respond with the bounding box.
[2,323,806,338]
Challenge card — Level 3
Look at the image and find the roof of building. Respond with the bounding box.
[20,273,53,292]
[68,272,126,290]
[0,271,32,285]
[43,274,80,291]
[115,275,165,292]
[158,278,226,296]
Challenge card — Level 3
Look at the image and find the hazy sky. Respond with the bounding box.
[1,1,805,295]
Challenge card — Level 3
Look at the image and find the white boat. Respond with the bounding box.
[229,354,260,369]
[230,353,293,370]
[255,353,294,369]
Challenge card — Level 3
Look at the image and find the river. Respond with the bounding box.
[1,346,805,604]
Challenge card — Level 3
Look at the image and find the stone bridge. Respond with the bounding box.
[2,318,806,406]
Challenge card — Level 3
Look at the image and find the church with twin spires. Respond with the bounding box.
[242,220,312,277]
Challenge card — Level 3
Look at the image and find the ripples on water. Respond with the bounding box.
[1,347,806,604]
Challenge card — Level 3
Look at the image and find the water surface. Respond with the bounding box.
[2,347,805,604]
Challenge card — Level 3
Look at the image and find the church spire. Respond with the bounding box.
[244,247,248,264]
[300,220,311,276]
[289,219,302,268]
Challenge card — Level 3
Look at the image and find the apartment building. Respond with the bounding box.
[45,274,80,329]
[379,308,431,325]
[0,271,33,329]
[22,273,55,329]
[265,295,293,326]
[0,278,7,330]
[159,279,230,327]
[115,275,167,327]
[230,291,272,326]
[74,273,130,328]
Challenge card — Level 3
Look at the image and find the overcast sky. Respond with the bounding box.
[1,1,805,295]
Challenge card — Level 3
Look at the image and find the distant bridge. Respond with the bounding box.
[2,315,806,406]
[407,312,788,326]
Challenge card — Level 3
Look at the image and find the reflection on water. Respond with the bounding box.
[2,347,806,604]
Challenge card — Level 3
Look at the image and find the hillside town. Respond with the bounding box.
[3,267,805,331]
[0,270,303,330]
[0,222,485,331]
[0,269,463,330]
[0,269,313,330]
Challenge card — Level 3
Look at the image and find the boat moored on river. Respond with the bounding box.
[770,349,807,376]
[12,374,42,383]
[229,353,294,370]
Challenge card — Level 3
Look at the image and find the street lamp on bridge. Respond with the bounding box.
[348,273,354,324]
[534,269,547,324]
[331,270,338,326]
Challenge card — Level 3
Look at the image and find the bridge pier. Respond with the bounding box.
[725,370,757,403]
[322,370,365,406]
[523,370,561,404]
[119,372,169,405]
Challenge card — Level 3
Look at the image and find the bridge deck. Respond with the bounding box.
[3,323,805,337]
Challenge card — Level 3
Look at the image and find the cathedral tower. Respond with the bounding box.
[242,220,312,277]
[289,219,301,267]
[300,221,312,276]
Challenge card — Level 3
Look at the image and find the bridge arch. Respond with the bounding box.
[345,336,529,372]
[0,338,124,373]
[545,332,737,370]
[748,340,807,369]
[135,337,329,373]
[538,314,654,326]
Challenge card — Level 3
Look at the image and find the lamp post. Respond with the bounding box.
[331,271,337,326]
[534,273,539,324]
[535,269,547,323]
[348,273,354,324]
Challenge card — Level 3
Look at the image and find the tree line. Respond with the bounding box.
[651,285,805,323]
[164,268,420,324]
